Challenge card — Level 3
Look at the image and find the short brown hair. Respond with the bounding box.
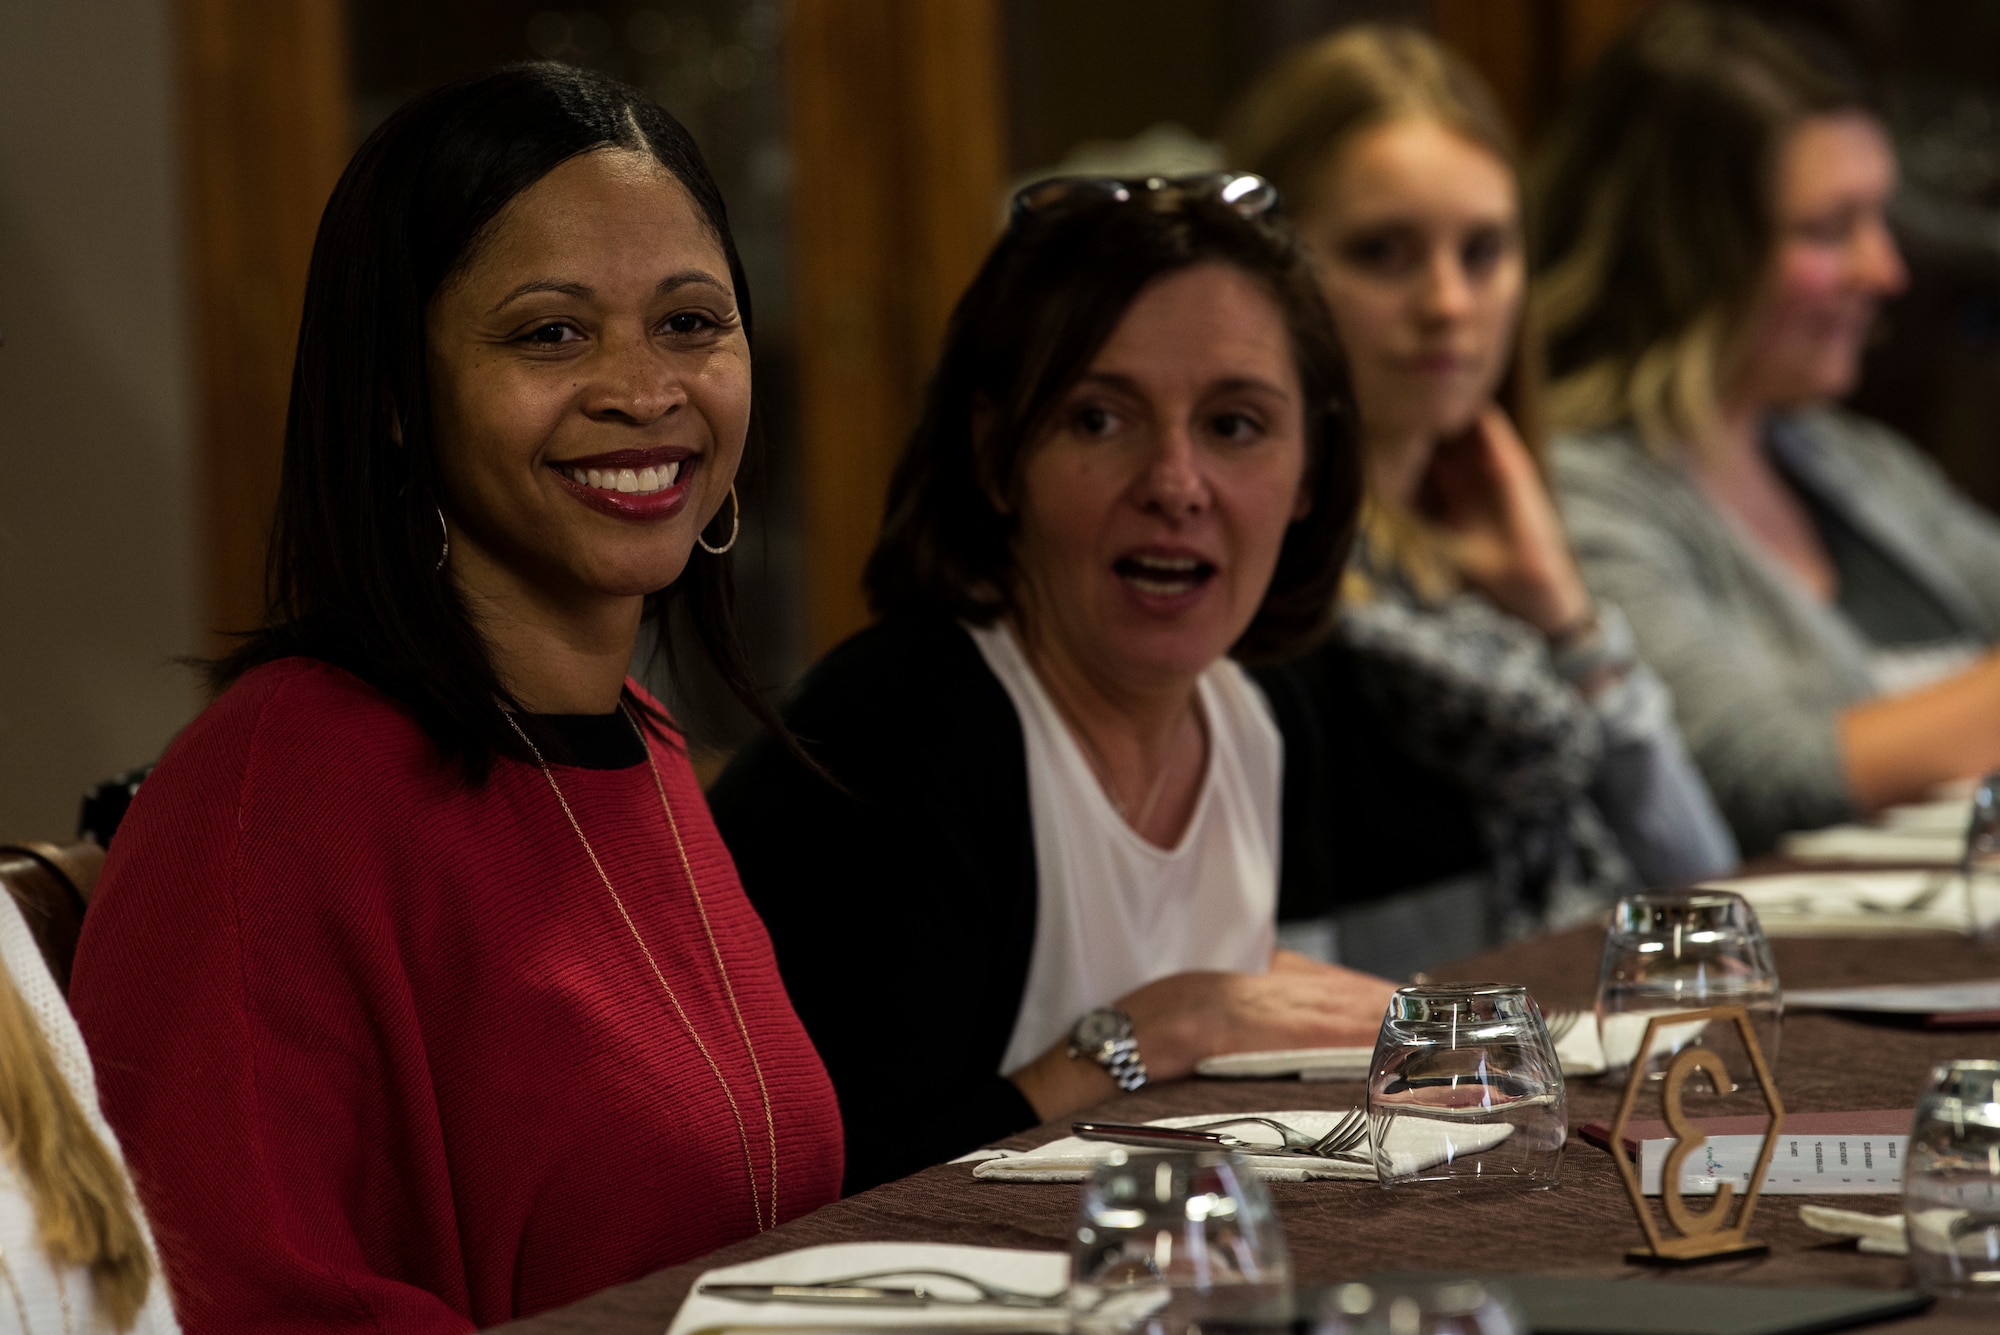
[864,192,1359,663]
[1531,2,1871,454]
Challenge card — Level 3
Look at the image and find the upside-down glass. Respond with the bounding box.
[1367,984,1566,1190]
[1595,891,1781,1092]
[1070,1149,1292,1334]
[1311,1279,1523,1335]
[1904,1060,2000,1298]
[1961,773,2000,944]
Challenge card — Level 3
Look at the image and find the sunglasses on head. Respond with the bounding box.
[1007,171,1280,228]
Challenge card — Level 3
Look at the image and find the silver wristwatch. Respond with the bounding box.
[1068,1007,1148,1092]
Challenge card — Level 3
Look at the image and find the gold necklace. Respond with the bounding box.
[505,705,779,1233]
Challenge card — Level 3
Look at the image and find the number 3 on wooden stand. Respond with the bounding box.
[1605,1005,1787,1263]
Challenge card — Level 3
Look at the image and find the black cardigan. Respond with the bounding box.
[710,618,1039,1195]
[710,616,1480,1195]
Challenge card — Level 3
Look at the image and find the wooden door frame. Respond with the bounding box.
[177,0,350,650]
[787,0,1008,654]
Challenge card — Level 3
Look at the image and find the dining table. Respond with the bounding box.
[493,919,2000,1335]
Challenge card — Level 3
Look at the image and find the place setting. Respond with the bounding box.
[666,888,2000,1334]
[1710,774,2000,938]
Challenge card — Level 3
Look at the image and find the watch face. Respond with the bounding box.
[1074,1008,1128,1049]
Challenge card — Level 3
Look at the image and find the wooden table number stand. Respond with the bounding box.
[1606,1005,1786,1265]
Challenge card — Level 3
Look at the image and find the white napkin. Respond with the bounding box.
[1799,1205,2000,1260]
[1193,1011,1606,1081]
[971,1108,1515,1183]
[1878,798,1973,836]
[1800,1205,1908,1256]
[667,1241,1069,1335]
[1699,870,2000,936]
[1194,1046,1372,1080]
[1779,826,1962,866]
[1548,1012,1607,1076]
[1593,1012,1712,1075]
[1788,980,2000,1015]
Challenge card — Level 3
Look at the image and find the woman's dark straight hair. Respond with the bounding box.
[214,62,783,782]
[865,193,1360,663]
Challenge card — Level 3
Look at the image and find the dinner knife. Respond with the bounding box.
[698,1281,1065,1309]
[1071,1121,1251,1151]
[699,1282,933,1306]
[1070,1120,1373,1161]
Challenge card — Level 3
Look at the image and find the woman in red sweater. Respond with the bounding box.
[68,64,842,1332]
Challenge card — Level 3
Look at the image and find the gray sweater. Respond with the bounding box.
[1552,408,2000,854]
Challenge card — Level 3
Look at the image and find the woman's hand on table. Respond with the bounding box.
[1417,405,1593,638]
[1124,962,1398,1083]
[1840,645,2000,812]
[1008,961,1399,1122]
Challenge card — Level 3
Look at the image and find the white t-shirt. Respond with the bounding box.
[966,623,1282,1076]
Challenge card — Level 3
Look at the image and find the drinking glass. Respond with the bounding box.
[1904,1060,2000,1298]
[1366,983,1566,1190]
[1595,891,1781,1092]
[1311,1279,1522,1335]
[1961,773,2000,944]
[1070,1149,1291,1334]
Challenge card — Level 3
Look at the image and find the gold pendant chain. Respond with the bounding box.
[504,706,778,1233]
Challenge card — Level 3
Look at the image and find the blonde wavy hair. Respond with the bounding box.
[1225,25,1542,601]
[0,968,153,1328]
[1530,2,1869,457]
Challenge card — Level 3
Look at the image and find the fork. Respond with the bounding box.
[1543,1009,1583,1043]
[1184,1111,1367,1156]
[1861,871,1954,915]
[1370,1109,1396,1159]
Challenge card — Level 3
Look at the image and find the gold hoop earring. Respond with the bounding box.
[435,505,450,573]
[697,485,740,556]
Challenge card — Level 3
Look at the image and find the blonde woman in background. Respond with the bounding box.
[0,893,174,1333]
[1228,26,1735,973]
[1537,2,2000,854]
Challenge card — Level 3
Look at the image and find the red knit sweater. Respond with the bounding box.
[70,660,842,1333]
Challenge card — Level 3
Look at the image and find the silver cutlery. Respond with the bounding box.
[1073,1107,1370,1160]
[1964,773,2000,937]
[1370,1109,1396,1159]
[1543,1009,1582,1043]
[699,1268,1066,1309]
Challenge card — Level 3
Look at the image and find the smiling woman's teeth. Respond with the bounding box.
[1116,554,1212,596]
[561,460,681,494]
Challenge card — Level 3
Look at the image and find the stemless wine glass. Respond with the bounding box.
[1312,1279,1523,1335]
[1904,1060,2000,1299]
[1962,773,2000,944]
[1595,890,1781,1090]
[1366,983,1566,1191]
[1070,1149,1292,1334]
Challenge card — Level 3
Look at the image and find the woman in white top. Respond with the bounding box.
[711,173,1397,1193]
[0,891,175,1333]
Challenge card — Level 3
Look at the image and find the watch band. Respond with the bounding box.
[1099,1035,1149,1092]
[1068,1008,1149,1092]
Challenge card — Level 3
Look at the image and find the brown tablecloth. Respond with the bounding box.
[494,927,2000,1334]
